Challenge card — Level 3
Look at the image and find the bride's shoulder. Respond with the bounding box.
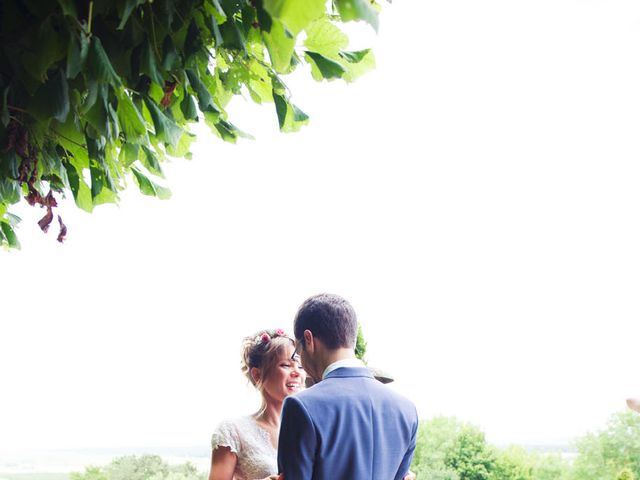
[214,415,258,434]
[214,416,246,432]
[212,416,248,452]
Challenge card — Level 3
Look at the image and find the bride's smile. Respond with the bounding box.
[260,346,306,402]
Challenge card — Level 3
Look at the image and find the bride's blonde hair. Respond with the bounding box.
[240,329,295,393]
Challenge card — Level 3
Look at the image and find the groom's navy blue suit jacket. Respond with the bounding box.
[277,366,418,480]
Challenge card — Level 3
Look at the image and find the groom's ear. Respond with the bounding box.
[303,329,314,352]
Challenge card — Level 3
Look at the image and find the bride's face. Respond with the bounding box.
[261,345,306,403]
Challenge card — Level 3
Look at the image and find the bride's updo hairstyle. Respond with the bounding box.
[241,328,295,392]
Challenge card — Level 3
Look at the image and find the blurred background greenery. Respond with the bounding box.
[3,408,634,480]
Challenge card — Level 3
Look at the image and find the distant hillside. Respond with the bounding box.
[0,474,69,480]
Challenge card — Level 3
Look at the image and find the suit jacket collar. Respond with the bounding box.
[322,358,366,379]
[324,366,374,380]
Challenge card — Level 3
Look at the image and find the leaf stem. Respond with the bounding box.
[88,1,94,34]
[68,14,89,36]
[50,128,86,149]
[7,105,29,114]
[8,115,24,125]
[148,4,161,60]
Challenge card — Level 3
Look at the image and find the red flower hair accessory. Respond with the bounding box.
[255,328,288,346]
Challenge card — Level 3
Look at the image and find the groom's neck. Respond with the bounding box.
[321,347,357,371]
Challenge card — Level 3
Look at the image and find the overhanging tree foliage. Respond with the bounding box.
[0,0,380,248]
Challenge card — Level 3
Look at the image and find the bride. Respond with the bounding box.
[209,328,305,480]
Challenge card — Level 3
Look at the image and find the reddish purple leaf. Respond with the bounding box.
[38,207,54,233]
[57,215,67,243]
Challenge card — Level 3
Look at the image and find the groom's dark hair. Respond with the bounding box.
[294,293,358,349]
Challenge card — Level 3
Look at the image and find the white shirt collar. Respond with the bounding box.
[322,358,366,380]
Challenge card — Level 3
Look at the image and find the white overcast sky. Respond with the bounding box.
[1,0,640,451]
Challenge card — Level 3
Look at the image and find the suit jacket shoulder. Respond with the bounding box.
[278,367,418,480]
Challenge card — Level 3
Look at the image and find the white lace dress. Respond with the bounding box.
[211,416,277,480]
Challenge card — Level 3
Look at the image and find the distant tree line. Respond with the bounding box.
[411,410,640,480]
[70,454,204,480]
[70,409,640,480]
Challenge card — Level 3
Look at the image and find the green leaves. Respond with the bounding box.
[66,31,90,79]
[0,0,383,247]
[217,18,245,52]
[86,134,116,197]
[0,178,21,205]
[304,19,375,82]
[186,69,220,114]
[117,90,147,142]
[56,0,78,18]
[32,69,70,122]
[161,36,180,71]
[180,91,198,121]
[85,84,113,139]
[304,20,349,57]
[245,60,272,103]
[144,98,183,148]
[21,18,66,83]
[273,91,309,132]
[208,0,227,22]
[339,48,375,82]
[263,0,326,35]
[66,160,94,213]
[87,37,122,86]
[305,52,346,80]
[262,19,296,73]
[184,19,205,59]
[140,39,164,87]
[572,411,640,480]
[0,220,20,249]
[334,0,380,31]
[131,167,171,199]
[140,145,163,177]
[117,0,147,30]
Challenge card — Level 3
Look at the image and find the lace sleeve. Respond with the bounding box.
[211,419,241,454]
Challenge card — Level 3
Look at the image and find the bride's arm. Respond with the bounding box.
[209,446,238,480]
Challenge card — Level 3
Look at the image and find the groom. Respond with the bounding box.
[277,293,418,479]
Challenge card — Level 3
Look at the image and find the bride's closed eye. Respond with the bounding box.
[280,361,304,370]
